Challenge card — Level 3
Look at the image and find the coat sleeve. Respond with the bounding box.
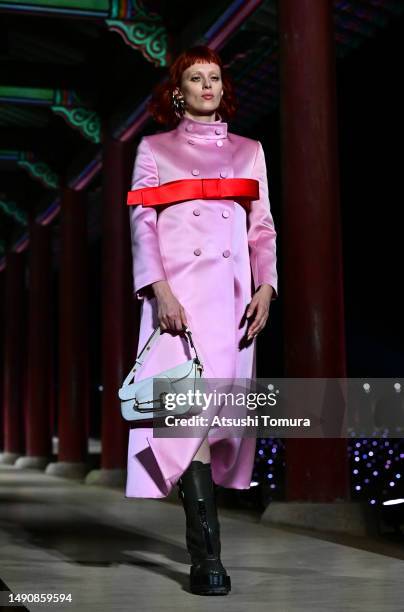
[129,136,167,300]
[247,140,279,301]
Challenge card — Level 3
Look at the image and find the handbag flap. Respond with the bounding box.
[118,358,198,401]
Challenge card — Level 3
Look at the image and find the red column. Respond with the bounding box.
[278,0,349,501]
[0,251,27,463]
[86,134,137,487]
[15,220,52,469]
[45,186,90,479]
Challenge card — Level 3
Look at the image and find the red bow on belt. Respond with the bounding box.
[127,178,259,208]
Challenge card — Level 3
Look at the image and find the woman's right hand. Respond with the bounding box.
[151,280,188,332]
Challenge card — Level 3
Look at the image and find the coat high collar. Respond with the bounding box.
[176,114,228,140]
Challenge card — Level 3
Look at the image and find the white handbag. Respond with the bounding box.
[118,325,205,423]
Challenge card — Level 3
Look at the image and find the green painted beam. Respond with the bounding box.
[0,150,59,189]
[0,87,100,142]
[0,0,109,12]
[0,199,27,226]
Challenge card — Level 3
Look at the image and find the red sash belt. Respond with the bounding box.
[127,178,259,207]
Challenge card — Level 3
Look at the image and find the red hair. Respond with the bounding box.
[147,46,237,127]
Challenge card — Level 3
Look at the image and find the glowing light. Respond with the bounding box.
[383,498,404,506]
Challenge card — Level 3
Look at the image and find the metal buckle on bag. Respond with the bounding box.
[132,391,168,413]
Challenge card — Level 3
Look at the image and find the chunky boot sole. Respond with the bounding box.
[190,564,231,595]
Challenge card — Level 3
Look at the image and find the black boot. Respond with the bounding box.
[177,460,231,595]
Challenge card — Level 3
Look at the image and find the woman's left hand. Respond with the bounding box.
[246,284,273,340]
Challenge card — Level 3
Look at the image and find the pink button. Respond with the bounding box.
[193,209,201,216]
[188,139,195,145]
[216,140,223,147]
[222,249,230,258]
[194,248,202,256]
[215,128,222,135]
[191,168,200,176]
[186,124,194,132]
[222,210,230,218]
[220,169,228,178]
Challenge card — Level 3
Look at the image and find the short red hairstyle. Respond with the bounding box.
[147,45,237,127]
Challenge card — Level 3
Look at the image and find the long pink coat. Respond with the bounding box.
[125,115,278,498]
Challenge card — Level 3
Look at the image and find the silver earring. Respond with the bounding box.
[172,92,185,118]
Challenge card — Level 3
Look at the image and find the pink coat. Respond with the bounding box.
[125,114,278,498]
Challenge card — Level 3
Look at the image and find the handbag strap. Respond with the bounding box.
[122,326,202,388]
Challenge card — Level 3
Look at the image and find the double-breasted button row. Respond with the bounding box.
[186,133,224,145]
[187,138,223,147]
[193,248,231,257]
[189,167,230,178]
[192,208,230,218]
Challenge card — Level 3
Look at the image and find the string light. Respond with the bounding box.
[253,381,404,512]
[252,436,404,511]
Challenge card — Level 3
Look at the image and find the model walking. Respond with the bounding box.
[125,45,278,595]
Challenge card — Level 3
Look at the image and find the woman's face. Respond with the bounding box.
[177,61,223,119]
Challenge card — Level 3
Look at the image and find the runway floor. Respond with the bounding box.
[0,464,403,612]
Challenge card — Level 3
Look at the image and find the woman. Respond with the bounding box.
[125,46,278,595]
